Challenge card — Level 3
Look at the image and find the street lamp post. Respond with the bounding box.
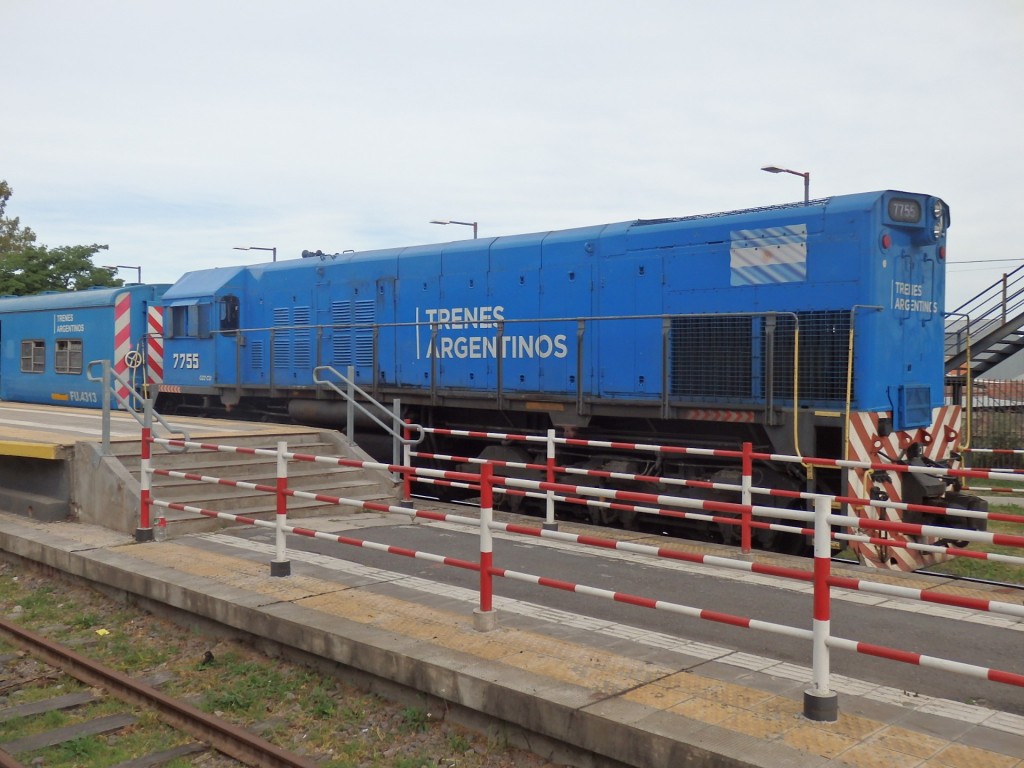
[233,246,278,262]
[103,264,142,283]
[761,165,810,205]
[430,220,478,239]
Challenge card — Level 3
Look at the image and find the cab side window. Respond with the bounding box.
[167,303,213,339]
[220,295,240,331]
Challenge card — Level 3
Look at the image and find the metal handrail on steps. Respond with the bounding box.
[86,359,190,457]
[313,365,425,472]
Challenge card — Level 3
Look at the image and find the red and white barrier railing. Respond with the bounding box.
[138,429,1024,723]
[412,427,1024,565]
[407,450,1024,568]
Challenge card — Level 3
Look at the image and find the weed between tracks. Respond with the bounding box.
[0,562,558,768]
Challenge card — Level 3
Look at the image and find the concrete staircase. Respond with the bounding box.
[78,429,399,536]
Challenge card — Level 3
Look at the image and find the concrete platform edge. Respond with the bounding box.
[0,519,820,768]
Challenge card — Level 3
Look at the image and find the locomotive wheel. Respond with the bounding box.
[588,506,622,527]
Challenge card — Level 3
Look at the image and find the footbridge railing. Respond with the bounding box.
[945,263,1024,375]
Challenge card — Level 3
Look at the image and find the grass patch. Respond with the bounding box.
[198,652,318,719]
[448,731,473,752]
[924,515,1024,585]
[11,585,64,623]
[399,706,430,733]
[89,631,172,673]
[394,755,436,768]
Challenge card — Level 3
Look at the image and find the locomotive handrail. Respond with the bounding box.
[243,308,830,452]
[313,364,425,448]
[86,359,190,455]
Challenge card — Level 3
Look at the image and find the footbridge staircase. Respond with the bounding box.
[945,263,1024,379]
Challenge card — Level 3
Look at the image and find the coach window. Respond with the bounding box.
[55,339,84,374]
[20,340,45,373]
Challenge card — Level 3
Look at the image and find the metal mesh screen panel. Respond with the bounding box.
[670,316,755,401]
[772,311,851,402]
[670,311,851,404]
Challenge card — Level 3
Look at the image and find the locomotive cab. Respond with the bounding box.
[158,266,249,412]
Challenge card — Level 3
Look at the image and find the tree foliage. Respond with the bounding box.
[0,180,121,295]
[0,179,36,254]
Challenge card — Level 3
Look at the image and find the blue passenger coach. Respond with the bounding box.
[0,285,167,408]
[158,191,981,569]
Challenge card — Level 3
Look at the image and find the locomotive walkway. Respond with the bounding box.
[1,507,1021,768]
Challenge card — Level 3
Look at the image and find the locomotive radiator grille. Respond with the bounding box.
[330,300,375,368]
[669,311,851,405]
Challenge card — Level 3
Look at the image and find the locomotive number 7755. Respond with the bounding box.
[172,353,200,369]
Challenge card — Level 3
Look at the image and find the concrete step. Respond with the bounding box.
[0,488,68,522]
[124,450,361,480]
[146,461,368,488]
[151,474,391,507]
[105,427,398,536]
[155,490,393,536]
[115,436,340,464]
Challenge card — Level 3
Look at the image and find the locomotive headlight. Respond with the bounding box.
[932,200,946,239]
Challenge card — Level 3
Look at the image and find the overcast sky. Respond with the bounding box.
[3,1,1021,309]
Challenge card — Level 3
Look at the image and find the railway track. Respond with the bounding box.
[0,558,558,768]
[0,615,316,768]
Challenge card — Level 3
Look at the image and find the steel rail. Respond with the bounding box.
[0,616,315,768]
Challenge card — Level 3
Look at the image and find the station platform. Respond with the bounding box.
[0,401,313,457]
[0,506,1021,768]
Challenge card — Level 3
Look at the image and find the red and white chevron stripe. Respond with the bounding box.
[846,405,962,571]
[113,292,131,408]
[147,306,164,386]
[681,409,756,423]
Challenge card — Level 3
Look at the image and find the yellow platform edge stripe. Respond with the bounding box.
[0,441,61,460]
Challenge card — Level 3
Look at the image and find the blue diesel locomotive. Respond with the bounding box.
[0,284,167,409]
[154,190,984,569]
